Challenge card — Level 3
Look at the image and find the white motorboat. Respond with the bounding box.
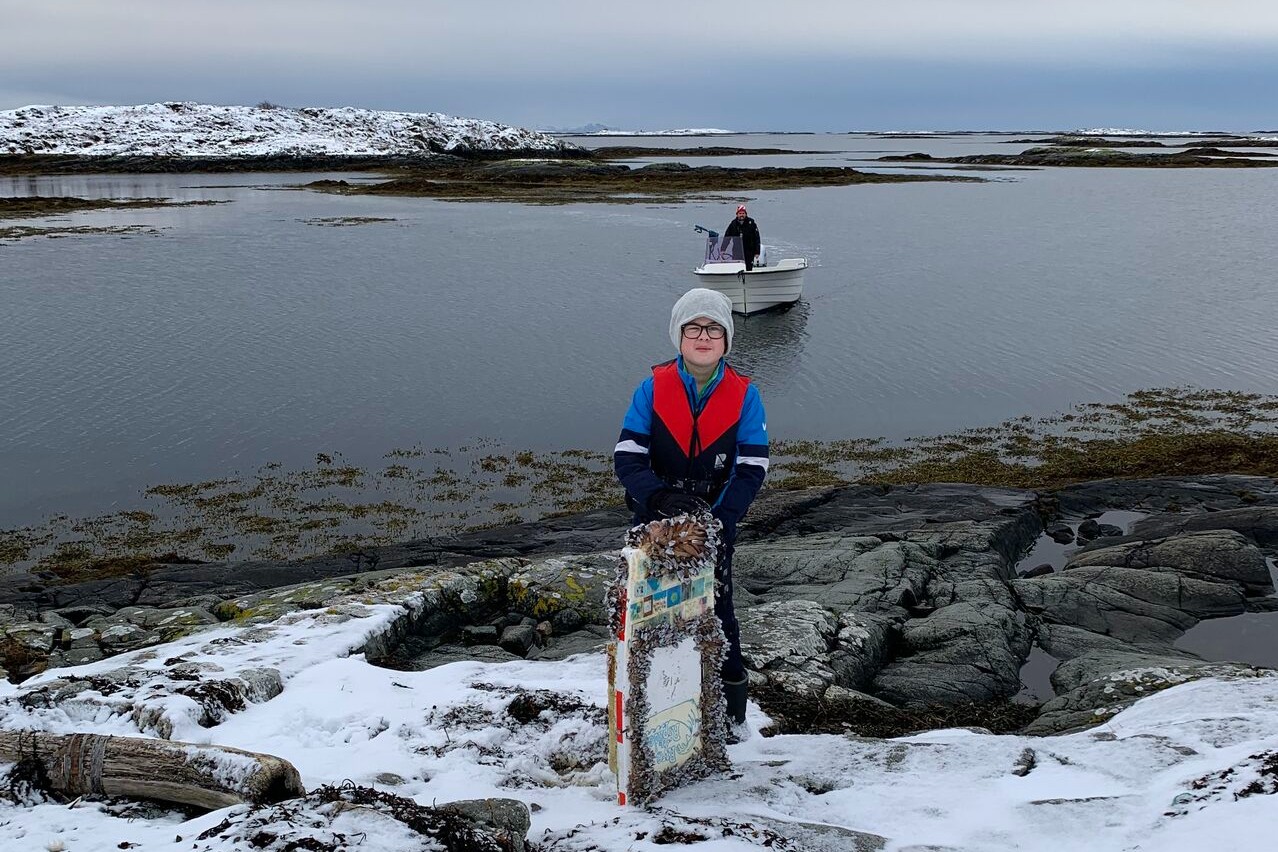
[691,226,806,314]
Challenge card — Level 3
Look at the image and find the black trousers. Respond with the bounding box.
[715,531,746,682]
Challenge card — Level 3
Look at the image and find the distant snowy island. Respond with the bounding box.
[1071,127,1246,137]
[542,124,738,137]
[581,127,736,137]
[0,102,577,157]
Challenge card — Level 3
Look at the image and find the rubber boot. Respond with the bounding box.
[724,677,748,726]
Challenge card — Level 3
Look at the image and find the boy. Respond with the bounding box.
[613,288,768,725]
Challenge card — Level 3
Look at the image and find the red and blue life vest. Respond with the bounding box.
[648,360,749,501]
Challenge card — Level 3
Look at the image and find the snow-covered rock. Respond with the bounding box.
[2,599,1278,850]
[0,102,578,157]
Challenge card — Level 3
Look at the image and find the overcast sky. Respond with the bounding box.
[4,0,1277,131]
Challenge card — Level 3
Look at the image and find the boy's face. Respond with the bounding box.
[680,315,726,370]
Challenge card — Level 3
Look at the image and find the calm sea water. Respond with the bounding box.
[4,134,1278,525]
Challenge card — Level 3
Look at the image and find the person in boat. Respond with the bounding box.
[614,287,769,728]
[722,204,761,270]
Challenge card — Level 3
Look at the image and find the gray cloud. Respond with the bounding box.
[3,0,1277,129]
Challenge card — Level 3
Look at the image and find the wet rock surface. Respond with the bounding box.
[0,196,216,218]
[3,475,1277,736]
[0,506,636,613]
[1066,530,1271,593]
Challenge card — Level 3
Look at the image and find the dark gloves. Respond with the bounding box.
[648,490,711,519]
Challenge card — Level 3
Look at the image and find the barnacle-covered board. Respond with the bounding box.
[607,515,729,805]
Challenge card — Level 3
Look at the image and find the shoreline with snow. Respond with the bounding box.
[0,102,580,160]
[2,476,1278,850]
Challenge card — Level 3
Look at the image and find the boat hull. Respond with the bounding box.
[692,258,806,314]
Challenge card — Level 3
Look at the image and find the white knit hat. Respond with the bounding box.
[669,288,734,354]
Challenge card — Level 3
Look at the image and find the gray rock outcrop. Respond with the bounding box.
[3,475,1277,738]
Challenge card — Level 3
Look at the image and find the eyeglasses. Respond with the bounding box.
[682,323,726,340]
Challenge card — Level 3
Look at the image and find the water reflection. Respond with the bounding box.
[0,172,347,201]
[728,299,811,387]
[1175,611,1278,669]
[8,152,1278,527]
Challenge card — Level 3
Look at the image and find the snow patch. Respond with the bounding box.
[3,585,1278,849]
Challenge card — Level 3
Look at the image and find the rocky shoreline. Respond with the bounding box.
[0,195,230,241]
[0,151,590,176]
[303,158,971,204]
[1004,134,1278,149]
[881,147,1278,168]
[3,474,1275,740]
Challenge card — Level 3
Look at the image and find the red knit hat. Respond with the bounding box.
[736,205,747,214]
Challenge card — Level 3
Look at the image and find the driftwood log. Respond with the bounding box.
[0,731,303,810]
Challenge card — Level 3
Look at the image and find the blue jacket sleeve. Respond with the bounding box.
[614,377,667,512]
[712,383,768,527]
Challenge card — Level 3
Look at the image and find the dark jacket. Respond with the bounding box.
[614,357,768,531]
[723,215,761,259]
